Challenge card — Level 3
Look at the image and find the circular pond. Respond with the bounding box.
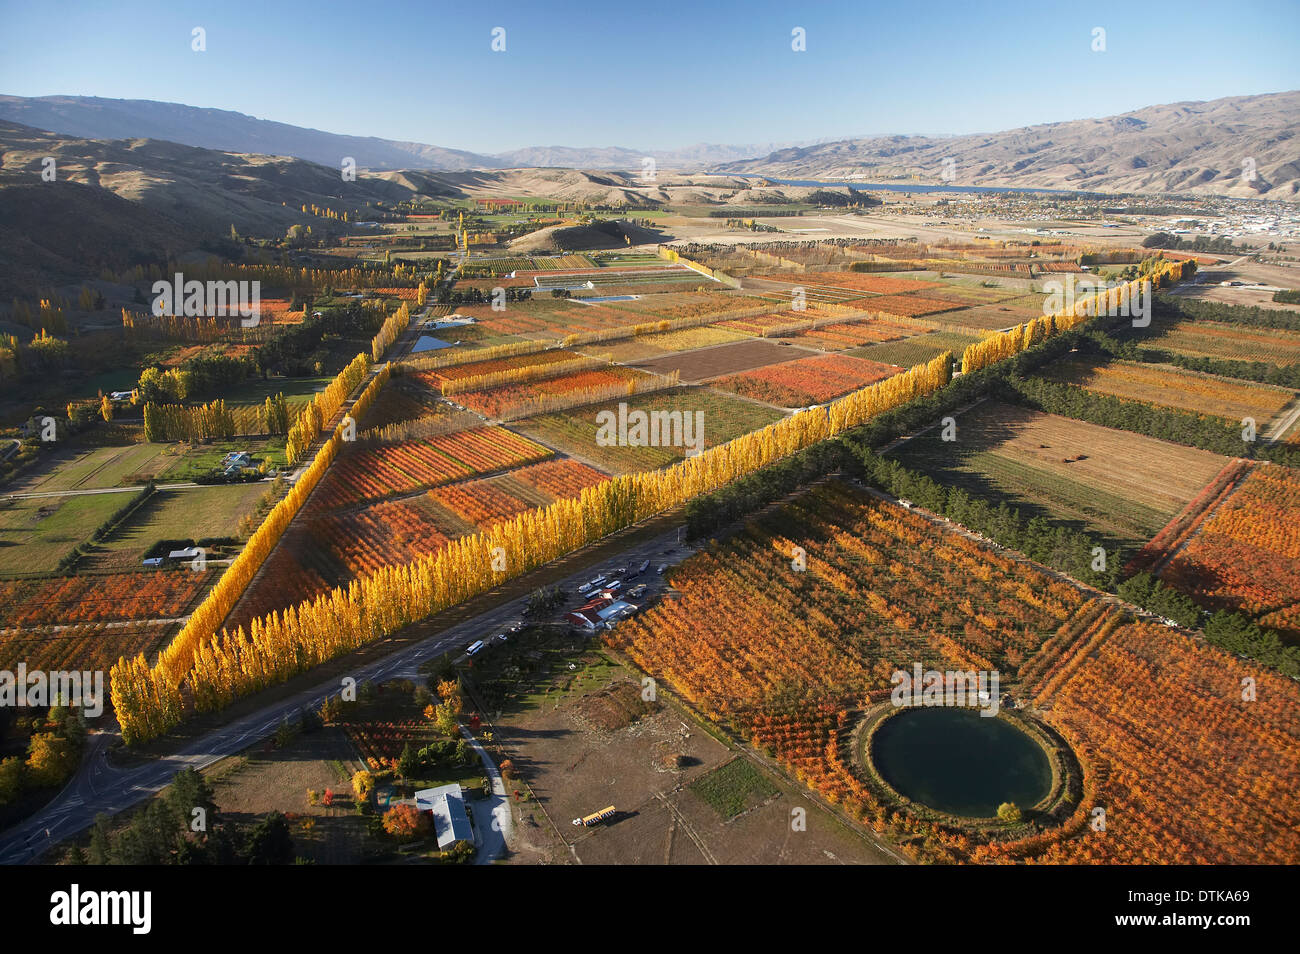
[869,707,1052,818]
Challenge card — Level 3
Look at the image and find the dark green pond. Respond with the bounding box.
[870,707,1051,818]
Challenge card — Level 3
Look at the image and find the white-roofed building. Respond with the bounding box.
[414,783,473,849]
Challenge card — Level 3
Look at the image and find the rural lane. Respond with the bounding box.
[461,728,512,864]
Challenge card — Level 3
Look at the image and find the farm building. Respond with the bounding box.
[566,599,638,629]
[565,607,605,628]
[221,451,252,477]
[414,783,473,850]
[565,594,623,627]
[596,600,636,621]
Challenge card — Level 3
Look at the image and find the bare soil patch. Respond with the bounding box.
[630,339,806,383]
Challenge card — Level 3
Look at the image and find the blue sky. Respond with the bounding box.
[1,0,1297,153]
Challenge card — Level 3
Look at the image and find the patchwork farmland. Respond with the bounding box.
[516,387,785,474]
[1040,357,1295,425]
[889,402,1233,552]
[711,353,899,407]
[1130,319,1300,365]
[2,151,1296,886]
[1158,464,1300,639]
[629,338,804,382]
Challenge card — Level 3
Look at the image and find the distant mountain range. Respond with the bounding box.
[0,96,794,172]
[2,92,1295,197]
[0,119,430,297]
[717,92,1300,198]
[0,118,827,295]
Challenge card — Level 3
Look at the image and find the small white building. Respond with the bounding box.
[414,783,473,849]
[595,600,635,622]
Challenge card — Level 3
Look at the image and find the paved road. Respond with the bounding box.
[5,471,305,500]
[7,482,203,500]
[462,729,511,864]
[0,527,689,863]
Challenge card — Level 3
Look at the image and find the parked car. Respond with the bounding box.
[656,564,667,575]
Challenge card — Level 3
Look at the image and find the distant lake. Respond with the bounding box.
[870,707,1051,818]
[735,174,1088,197]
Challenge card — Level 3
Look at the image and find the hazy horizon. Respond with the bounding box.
[1,0,1297,153]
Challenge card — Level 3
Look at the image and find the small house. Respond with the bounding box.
[414,783,474,850]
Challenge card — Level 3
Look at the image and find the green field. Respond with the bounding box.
[687,758,778,820]
[222,375,334,406]
[0,493,126,575]
[936,294,1047,331]
[515,387,784,474]
[848,331,980,368]
[100,483,267,549]
[160,439,288,481]
[594,252,668,266]
[10,443,177,494]
[918,281,1023,304]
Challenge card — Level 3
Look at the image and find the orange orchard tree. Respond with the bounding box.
[110,353,952,743]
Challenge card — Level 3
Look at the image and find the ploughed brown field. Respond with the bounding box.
[949,402,1232,513]
[629,338,808,383]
